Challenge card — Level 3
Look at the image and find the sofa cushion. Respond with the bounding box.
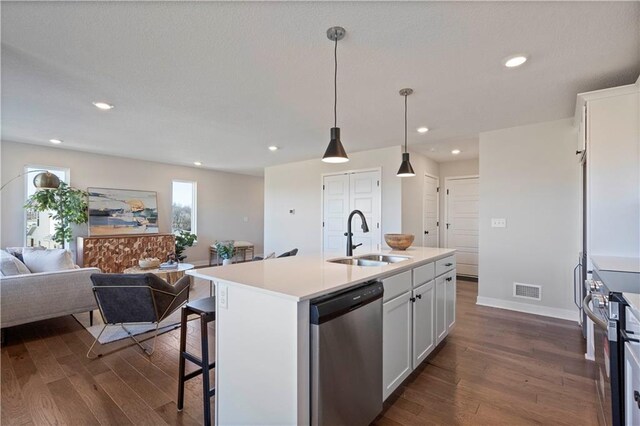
[0,249,31,276]
[22,248,76,273]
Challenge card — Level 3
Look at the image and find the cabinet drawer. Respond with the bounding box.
[413,262,435,287]
[435,255,456,276]
[382,270,412,302]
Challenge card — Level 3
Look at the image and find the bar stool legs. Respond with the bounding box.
[177,298,216,426]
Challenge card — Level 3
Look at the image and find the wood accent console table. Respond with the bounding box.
[77,234,175,273]
[209,241,255,266]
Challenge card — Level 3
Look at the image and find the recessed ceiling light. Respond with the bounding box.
[503,55,528,68]
[193,161,202,166]
[268,146,279,151]
[49,139,62,144]
[92,101,114,110]
[417,127,429,134]
[451,149,461,155]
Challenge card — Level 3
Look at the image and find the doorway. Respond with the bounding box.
[322,169,382,254]
[444,176,479,277]
[422,173,439,247]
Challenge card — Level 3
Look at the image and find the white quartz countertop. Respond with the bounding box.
[591,255,640,273]
[187,246,456,301]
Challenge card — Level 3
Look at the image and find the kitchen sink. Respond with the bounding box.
[327,258,388,267]
[355,254,410,264]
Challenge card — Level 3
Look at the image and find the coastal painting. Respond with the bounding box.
[88,187,159,236]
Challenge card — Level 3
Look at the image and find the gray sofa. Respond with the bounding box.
[1,262,100,329]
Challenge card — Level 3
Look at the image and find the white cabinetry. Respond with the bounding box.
[382,291,412,400]
[382,258,456,401]
[412,281,435,368]
[575,83,640,261]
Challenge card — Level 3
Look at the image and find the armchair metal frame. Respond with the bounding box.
[87,277,190,358]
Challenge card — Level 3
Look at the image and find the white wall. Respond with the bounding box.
[401,150,439,241]
[477,118,579,320]
[264,146,403,256]
[438,158,479,245]
[1,141,264,264]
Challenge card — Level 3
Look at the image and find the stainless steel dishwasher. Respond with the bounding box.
[310,280,383,426]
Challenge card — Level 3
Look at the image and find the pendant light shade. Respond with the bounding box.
[322,26,349,163]
[397,88,416,177]
[397,152,416,177]
[323,127,349,163]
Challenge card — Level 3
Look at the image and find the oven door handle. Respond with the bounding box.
[583,294,608,330]
[621,329,640,343]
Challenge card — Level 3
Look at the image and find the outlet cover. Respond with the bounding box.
[491,218,506,228]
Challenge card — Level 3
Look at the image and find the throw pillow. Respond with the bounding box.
[0,249,31,276]
[22,247,76,273]
[5,246,44,262]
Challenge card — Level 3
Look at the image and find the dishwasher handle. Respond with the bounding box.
[310,281,383,325]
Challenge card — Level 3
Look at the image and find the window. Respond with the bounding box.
[172,180,197,234]
[25,165,69,248]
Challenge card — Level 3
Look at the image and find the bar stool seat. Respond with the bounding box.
[177,296,216,426]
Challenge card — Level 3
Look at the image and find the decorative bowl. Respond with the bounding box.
[384,234,415,250]
[138,258,160,269]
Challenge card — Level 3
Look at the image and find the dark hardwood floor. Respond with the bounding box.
[1,280,598,425]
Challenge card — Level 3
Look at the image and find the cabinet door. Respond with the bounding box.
[446,272,456,332]
[412,281,434,369]
[435,275,447,343]
[382,291,412,401]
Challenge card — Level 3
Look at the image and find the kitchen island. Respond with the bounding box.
[187,246,456,425]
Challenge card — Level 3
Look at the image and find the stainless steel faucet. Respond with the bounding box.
[345,209,370,256]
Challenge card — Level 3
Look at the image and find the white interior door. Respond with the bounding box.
[349,170,381,253]
[323,170,381,254]
[445,176,479,277]
[422,174,439,247]
[322,174,349,253]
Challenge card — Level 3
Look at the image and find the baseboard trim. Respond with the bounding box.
[476,296,579,322]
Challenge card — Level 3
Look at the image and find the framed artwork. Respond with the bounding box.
[88,187,159,236]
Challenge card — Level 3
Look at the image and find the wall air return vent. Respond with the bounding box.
[513,282,541,301]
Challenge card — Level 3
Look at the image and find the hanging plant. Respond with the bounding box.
[24,182,88,247]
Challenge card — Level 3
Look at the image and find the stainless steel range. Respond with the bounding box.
[584,256,640,426]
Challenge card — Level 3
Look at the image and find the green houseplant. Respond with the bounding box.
[175,230,197,262]
[214,240,235,265]
[24,182,88,248]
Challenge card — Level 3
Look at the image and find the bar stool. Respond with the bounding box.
[177,297,216,426]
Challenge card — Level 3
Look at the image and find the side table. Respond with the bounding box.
[123,263,195,285]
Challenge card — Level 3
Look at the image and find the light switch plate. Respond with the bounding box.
[491,218,506,228]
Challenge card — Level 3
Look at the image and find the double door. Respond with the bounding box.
[322,170,381,254]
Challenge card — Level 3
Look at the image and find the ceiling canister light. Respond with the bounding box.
[322,26,349,163]
[397,88,416,177]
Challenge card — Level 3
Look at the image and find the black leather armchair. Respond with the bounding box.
[87,273,190,358]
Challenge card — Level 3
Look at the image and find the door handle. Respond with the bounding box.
[634,391,640,409]
[446,223,450,229]
[424,230,429,235]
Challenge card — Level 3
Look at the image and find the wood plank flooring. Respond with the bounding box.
[1,279,597,425]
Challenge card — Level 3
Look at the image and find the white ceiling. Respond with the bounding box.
[2,2,639,175]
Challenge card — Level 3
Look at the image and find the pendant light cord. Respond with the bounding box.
[334,37,338,128]
[404,94,408,153]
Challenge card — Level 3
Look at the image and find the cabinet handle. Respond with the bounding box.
[635,391,640,409]
[416,294,422,299]
[410,297,416,303]
[424,230,429,235]
[444,263,453,267]
[446,277,452,282]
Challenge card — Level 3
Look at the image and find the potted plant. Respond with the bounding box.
[175,230,197,262]
[214,240,235,265]
[24,182,88,248]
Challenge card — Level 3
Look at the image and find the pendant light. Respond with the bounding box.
[397,88,416,177]
[322,26,349,163]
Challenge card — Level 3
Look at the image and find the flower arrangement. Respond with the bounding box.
[214,240,235,260]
